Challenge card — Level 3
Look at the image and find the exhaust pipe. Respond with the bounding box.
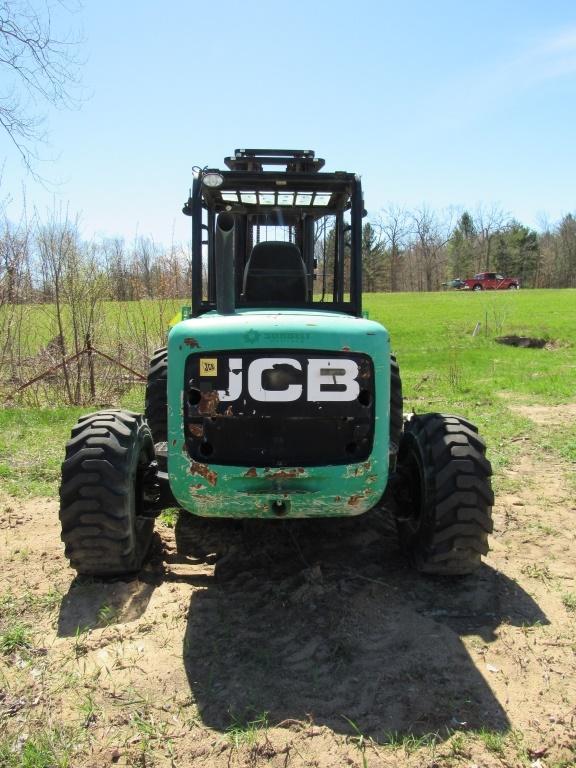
[215,213,235,315]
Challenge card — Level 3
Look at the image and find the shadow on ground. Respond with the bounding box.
[56,509,548,741]
[176,510,548,740]
[56,535,165,636]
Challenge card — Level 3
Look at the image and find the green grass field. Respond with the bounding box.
[0,289,574,498]
[1,290,575,768]
[0,297,181,356]
[368,288,575,402]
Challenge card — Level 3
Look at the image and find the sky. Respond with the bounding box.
[1,0,576,245]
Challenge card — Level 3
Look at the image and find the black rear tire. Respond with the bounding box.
[145,347,168,444]
[59,409,159,577]
[395,413,493,575]
[389,355,403,470]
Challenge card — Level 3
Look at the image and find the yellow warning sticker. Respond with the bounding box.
[199,358,218,376]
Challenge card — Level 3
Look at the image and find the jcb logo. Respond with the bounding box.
[217,357,360,403]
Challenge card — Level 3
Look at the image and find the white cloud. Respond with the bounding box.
[540,27,576,54]
[514,25,576,84]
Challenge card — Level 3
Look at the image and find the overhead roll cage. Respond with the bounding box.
[183,149,365,318]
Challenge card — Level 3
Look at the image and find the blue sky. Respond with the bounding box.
[2,0,576,244]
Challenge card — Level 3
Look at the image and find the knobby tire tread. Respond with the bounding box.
[145,347,168,444]
[398,412,493,575]
[59,409,155,577]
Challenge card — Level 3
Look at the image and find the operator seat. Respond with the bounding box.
[243,241,308,303]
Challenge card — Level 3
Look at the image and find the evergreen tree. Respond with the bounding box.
[494,222,539,285]
[448,212,476,278]
[557,214,576,287]
[362,222,387,291]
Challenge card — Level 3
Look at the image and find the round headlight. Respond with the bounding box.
[203,171,224,188]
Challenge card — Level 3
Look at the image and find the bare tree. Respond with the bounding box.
[0,0,83,172]
[36,207,79,401]
[0,207,32,385]
[0,208,32,302]
[411,207,452,291]
[102,237,132,300]
[377,205,409,292]
[474,204,510,272]
[132,236,160,298]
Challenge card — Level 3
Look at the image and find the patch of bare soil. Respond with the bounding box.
[509,401,576,427]
[1,408,575,767]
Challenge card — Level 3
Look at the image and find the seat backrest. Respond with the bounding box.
[243,241,307,303]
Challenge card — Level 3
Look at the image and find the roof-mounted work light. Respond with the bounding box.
[202,171,224,188]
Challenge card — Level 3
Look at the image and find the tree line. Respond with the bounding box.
[0,204,574,406]
[0,210,189,404]
[0,210,192,306]
[357,205,576,293]
[1,205,576,309]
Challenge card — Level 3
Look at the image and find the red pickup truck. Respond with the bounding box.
[462,272,520,291]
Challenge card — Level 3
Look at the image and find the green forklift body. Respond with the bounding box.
[167,309,390,518]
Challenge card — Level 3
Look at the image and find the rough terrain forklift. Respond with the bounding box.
[59,149,493,577]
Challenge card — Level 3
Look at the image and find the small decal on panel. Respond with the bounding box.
[199,358,218,376]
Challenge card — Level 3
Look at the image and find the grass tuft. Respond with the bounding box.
[0,622,32,654]
[97,603,118,627]
[561,592,576,613]
[226,712,269,749]
[381,730,440,754]
[475,727,512,755]
[159,508,179,528]
[0,727,80,768]
[521,563,554,584]
[342,716,370,768]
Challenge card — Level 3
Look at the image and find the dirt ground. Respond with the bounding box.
[1,403,575,768]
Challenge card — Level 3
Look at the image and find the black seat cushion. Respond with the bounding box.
[243,241,307,303]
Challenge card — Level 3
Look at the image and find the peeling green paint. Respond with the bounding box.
[344,460,372,479]
[167,309,390,519]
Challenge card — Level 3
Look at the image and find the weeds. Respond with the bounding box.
[30,589,63,612]
[447,347,465,392]
[79,695,99,727]
[526,520,559,537]
[521,563,554,584]
[476,727,508,755]
[9,547,31,562]
[0,622,31,654]
[382,731,440,755]
[97,603,118,627]
[342,716,370,768]
[0,590,62,625]
[131,709,167,741]
[226,712,269,749]
[0,592,18,619]
[72,626,89,658]
[0,741,14,768]
[0,727,81,768]
[561,592,576,612]
[159,508,178,528]
[449,731,469,757]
